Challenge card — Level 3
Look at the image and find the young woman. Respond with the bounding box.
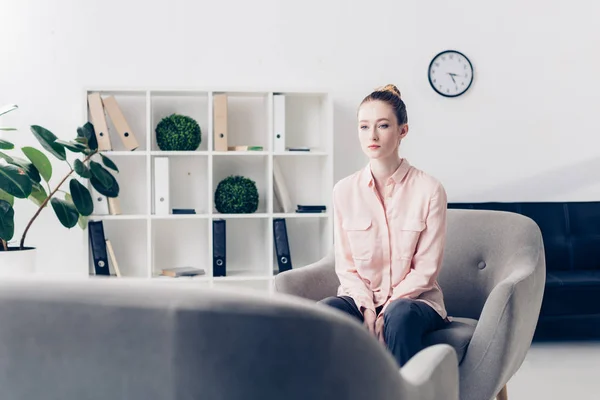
[319,84,450,367]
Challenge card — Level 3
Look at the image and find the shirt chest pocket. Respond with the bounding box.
[398,219,426,259]
[343,218,374,261]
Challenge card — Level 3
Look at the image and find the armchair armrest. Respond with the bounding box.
[273,251,338,301]
[399,344,459,400]
[457,240,546,400]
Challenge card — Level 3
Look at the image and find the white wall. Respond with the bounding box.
[1,0,599,275]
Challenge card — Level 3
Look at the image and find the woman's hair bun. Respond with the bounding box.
[379,84,401,98]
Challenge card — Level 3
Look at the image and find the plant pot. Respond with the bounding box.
[0,247,37,276]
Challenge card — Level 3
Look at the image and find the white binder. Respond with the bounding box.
[273,94,286,153]
[154,157,170,215]
[90,185,109,215]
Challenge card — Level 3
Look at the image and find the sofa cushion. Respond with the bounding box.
[423,317,477,364]
[541,270,600,316]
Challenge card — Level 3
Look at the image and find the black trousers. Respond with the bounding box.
[319,296,446,367]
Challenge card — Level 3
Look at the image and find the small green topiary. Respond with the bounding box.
[155,113,201,151]
[214,175,259,214]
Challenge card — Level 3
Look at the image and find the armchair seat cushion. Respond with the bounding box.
[423,317,477,364]
[542,270,600,317]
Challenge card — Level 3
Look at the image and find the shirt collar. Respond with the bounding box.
[361,158,411,187]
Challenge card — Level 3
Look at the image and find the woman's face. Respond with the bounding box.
[357,100,408,160]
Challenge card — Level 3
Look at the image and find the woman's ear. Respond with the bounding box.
[399,124,409,140]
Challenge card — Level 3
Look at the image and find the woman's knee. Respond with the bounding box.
[318,296,347,310]
[384,299,421,326]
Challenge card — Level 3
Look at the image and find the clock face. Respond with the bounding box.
[428,50,474,97]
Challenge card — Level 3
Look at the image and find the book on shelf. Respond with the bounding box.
[213,94,228,151]
[295,205,326,213]
[227,145,263,151]
[87,92,140,152]
[102,95,140,151]
[161,267,206,277]
[273,158,294,213]
[87,93,112,151]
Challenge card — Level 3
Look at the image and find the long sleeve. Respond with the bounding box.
[384,182,448,311]
[333,185,375,314]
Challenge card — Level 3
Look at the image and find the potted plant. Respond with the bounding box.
[0,104,120,275]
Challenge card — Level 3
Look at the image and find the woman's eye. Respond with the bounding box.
[360,125,368,130]
[379,124,389,129]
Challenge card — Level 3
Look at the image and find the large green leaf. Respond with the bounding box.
[89,161,114,189]
[29,182,48,207]
[7,156,41,183]
[90,175,119,198]
[77,122,98,151]
[55,139,86,153]
[100,154,119,172]
[69,179,93,216]
[22,146,52,182]
[30,125,66,161]
[0,189,14,206]
[0,200,15,241]
[77,214,88,230]
[0,152,13,163]
[50,198,79,228]
[74,159,91,179]
[0,104,18,117]
[0,164,33,198]
[0,140,14,149]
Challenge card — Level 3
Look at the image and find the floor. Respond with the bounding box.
[506,339,600,399]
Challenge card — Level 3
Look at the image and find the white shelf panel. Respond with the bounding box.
[151,274,211,282]
[213,273,272,281]
[89,214,148,221]
[212,151,268,156]
[273,212,329,219]
[99,151,146,156]
[273,150,329,156]
[151,214,209,220]
[150,151,209,156]
[211,213,269,219]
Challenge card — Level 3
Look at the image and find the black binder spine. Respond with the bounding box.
[88,220,110,276]
[213,219,226,277]
[273,218,292,272]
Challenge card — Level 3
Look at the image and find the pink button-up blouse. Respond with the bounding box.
[333,158,448,320]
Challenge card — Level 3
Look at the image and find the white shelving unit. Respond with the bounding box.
[83,88,334,292]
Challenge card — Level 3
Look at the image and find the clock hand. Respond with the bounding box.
[447,73,456,84]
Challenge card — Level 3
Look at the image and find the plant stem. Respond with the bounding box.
[19,151,97,250]
[1,239,7,251]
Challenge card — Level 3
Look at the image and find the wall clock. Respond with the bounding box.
[428,50,474,97]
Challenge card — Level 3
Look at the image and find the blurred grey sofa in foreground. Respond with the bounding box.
[0,278,458,400]
[275,209,546,400]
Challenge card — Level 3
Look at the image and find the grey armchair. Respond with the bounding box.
[274,208,546,400]
[0,277,458,400]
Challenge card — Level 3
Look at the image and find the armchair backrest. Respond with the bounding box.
[438,209,545,320]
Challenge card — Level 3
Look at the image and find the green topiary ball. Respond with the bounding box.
[214,175,259,214]
[155,113,201,151]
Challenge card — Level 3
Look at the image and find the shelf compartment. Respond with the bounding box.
[213,92,270,151]
[151,218,209,278]
[273,217,331,275]
[212,217,270,278]
[92,154,147,216]
[212,155,269,215]
[88,90,148,152]
[275,93,330,153]
[89,219,148,278]
[151,155,209,215]
[273,156,330,213]
[150,91,209,152]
